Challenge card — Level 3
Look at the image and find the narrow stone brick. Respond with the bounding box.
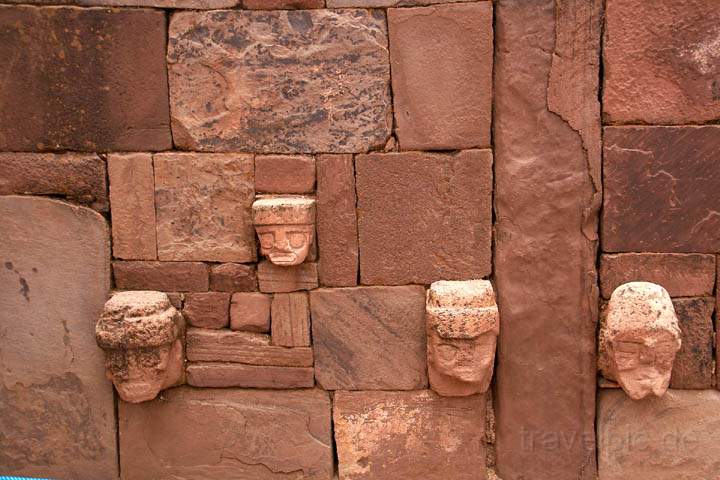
[258,261,318,293]
[230,292,271,332]
[186,363,314,388]
[113,261,208,292]
[255,155,315,194]
[271,292,310,347]
[183,292,230,329]
[209,263,257,292]
[243,0,324,7]
[670,297,714,389]
[328,0,468,5]
[81,0,237,8]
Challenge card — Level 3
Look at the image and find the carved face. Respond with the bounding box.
[255,224,313,266]
[427,330,497,395]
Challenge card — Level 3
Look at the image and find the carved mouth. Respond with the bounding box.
[269,252,298,265]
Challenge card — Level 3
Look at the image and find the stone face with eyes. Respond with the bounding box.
[252,196,316,267]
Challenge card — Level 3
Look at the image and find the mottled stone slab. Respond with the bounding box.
[356,150,492,285]
[183,292,230,329]
[258,261,319,293]
[494,1,601,478]
[119,387,332,479]
[230,292,271,332]
[670,297,714,389]
[603,126,720,253]
[113,261,209,292]
[154,153,255,262]
[243,0,324,8]
[80,0,237,7]
[598,389,720,480]
[0,6,170,151]
[255,155,315,194]
[334,390,486,480]
[0,196,116,478]
[186,363,314,388]
[209,263,257,292]
[168,9,391,153]
[271,292,311,347]
[328,0,470,6]
[310,286,427,390]
[603,0,720,124]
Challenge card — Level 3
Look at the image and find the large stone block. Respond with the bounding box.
[603,0,720,125]
[81,0,237,8]
[0,196,116,478]
[119,387,333,479]
[113,261,209,292]
[603,126,720,253]
[334,390,486,480]
[328,0,468,6]
[0,6,170,151]
[493,1,601,478]
[154,153,256,262]
[356,150,492,285]
[310,286,427,390]
[168,9,391,153]
[670,297,714,389]
[388,2,492,150]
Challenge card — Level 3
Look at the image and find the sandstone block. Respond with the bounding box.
[334,390,486,480]
[183,292,230,329]
[113,261,209,292]
[271,292,311,347]
[119,387,332,479]
[0,6,170,151]
[388,2,492,150]
[230,292,271,332]
[186,363,314,389]
[310,286,427,390]
[255,155,315,194]
[258,261,319,293]
[209,263,257,292]
[356,150,492,285]
[81,0,237,7]
[243,0,324,7]
[670,297,714,389]
[328,0,468,5]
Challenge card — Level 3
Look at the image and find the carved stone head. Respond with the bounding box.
[96,291,185,403]
[426,280,499,396]
[252,196,316,266]
[599,282,681,400]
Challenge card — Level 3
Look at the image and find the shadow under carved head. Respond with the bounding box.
[252,196,316,267]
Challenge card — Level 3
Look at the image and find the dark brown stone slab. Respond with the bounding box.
[186,363,314,389]
[209,263,257,292]
[670,297,714,389]
[603,126,720,253]
[493,1,601,478]
[113,261,209,292]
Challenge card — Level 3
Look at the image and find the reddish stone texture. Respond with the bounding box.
[154,153,256,263]
[255,155,315,194]
[356,150,492,285]
[599,253,715,299]
[209,263,257,292]
[334,390,486,480]
[119,387,332,479]
[258,261,319,293]
[82,0,236,7]
[183,292,231,329]
[0,153,107,212]
[186,363,314,389]
[168,9,391,153]
[670,297,714,389]
[316,154,358,287]
[107,153,157,260]
[494,1,601,479]
[0,6,170,152]
[243,0,324,7]
[328,0,467,5]
[230,292,271,332]
[166,292,184,310]
[310,286,427,390]
[271,293,311,347]
[388,2,493,150]
[603,0,720,125]
[603,126,720,253]
[113,261,209,292]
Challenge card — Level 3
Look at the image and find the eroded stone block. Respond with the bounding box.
[209,263,257,292]
[230,292,271,332]
[253,196,316,267]
[670,297,714,389]
[183,292,231,329]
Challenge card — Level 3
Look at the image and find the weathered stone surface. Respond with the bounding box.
[0,196,116,478]
[108,153,157,260]
[183,292,230,329]
[230,292,271,332]
[356,150,492,285]
[494,1,601,478]
[119,387,332,479]
[603,126,720,253]
[310,286,427,390]
[670,297,714,389]
[0,6,170,151]
[243,0,324,8]
[155,153,255,262]
[271,292,311,347]
[113,261,209,292]
[388,2,492,150]
[186,363,314,388]
[603,0,720,125]
[0,153,107,211]
[168,9,390,154]
[598,389,720,480]
[328,0,468,6]
[316,154,358,287]
[187,328,313,366]
[209,263,257,292]
[600,253,716,299]
[166,292,184,310]
[334,390,486,480]
[255,155,315,194]
[258,261,319,293]
[81,0,236,8]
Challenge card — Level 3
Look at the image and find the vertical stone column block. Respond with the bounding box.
[271,292,311,347]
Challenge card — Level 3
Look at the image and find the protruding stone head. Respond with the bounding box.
[96,291,185,403]
[426,280,499,396]
[599,282,681,400]
[252,196,316,266]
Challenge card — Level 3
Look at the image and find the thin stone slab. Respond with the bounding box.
[186,363,314,389]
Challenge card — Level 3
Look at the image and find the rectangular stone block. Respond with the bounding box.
[230,292,271,332]
[271,292,311,347]
[598,389,720,480]
[168,9,391,153]
[310,286,427,390]
[113,261,209,292]
[356,150,492,285]
[183,292,230,329]
[108,153,157,260]
[154,153,256,262]
[119,387,332,479]
[255,155,315,194]
[670,297,714,389]
[258,261,318,293]
[603,126,720,253]
[0,153,107,212]
[186,328,313,366]
[81,0,236,8]
[186,363,314,389]
[328,0,468,5]
[0,6,170,151]
[209,263,257,292]
[388,2,492,150]
[599,253,715,299]
[243,0,324,7]
[316,154,358,287]
[493,1,601,479]
[334,390,486,480]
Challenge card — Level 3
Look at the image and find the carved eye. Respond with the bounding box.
[288,232,307,249]
[259,233,275,250]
